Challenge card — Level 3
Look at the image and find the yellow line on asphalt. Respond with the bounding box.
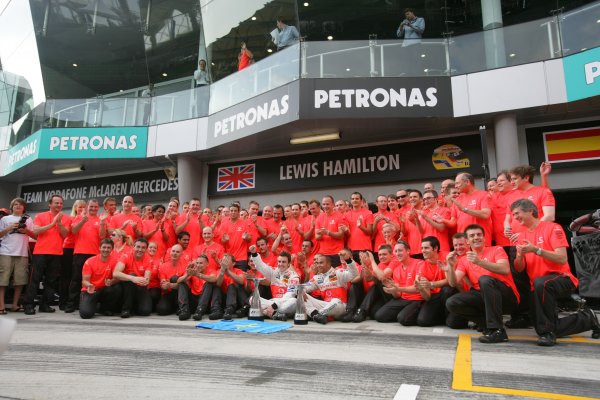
[452,333,600,400]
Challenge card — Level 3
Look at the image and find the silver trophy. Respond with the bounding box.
[248,277,265,321]
[294,283,310,325]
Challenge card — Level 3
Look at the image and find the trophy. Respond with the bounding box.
[248,277,265,321]
[294,283,310,325]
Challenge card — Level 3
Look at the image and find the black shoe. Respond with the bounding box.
[64,304,76,313]
[505,315,531,329]
[236,305,250,318]
[179,309,191,321]
[340,309,355,323]
[39,305,55,313]
[272,312,287,321]
[478,328,508,344]
[209,309,224,320]
[193,307,205,321]
[313,313,328,325]
[24,305,36,315]
[352,309,367,323]
[582,308,600,338]
[223,307,235,320]
[537,332,556,347]
[121,310,131,318]
[58,304,66,311]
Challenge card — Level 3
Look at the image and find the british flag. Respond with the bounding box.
[217,164,256,192]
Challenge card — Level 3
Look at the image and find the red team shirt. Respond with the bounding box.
[33,212,72,255]
[456,246,520,302]
[392,258,425,301]
[315,211,348,254]
[119,252,152,277]
[81,254,117,291]
[73,215,102,255]
[506,186,555,234]
[345,209,374,251]
[109,213,143,239]
[519,221,577,290]
[452,190,493,246]
[419,207,451,252]
[219,218,250,261]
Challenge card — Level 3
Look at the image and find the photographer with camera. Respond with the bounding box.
[0,198,35,313]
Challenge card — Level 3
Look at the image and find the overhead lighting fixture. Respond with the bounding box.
[119,89,123,92]
[597,19,600,23]
[251,16,257,20]
[267,48,273,53]
[162,72,168,77]
[290,132,340,145]
[304,2,309,6]
[509,53,516,58]
[327,35,333,40]
[346,68,350,71]
[52,165,85,175]
[72,63,78,67]
[420,54,426,58]
[581,47,587,51]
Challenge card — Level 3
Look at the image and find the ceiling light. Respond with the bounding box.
[72,63,78,67]
[290,132,340,145]
[346,68,350,71]
[267,49,273,53]
[597,19,600,23]
[304,2,309,6]
[211,62,215,66]
[53,165,85,175]
[162,72,168,77]
[327,35,333,40]
[581,48,587,51]
[423,68,428,72]
[420,54,426,58]
[509,53,516,57]
[251,16,256,20]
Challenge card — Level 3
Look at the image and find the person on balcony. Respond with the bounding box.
[275,17,299,51]
[396,8,425,43]
[238,42,254,71]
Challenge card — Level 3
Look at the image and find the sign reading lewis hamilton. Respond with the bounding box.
[208,135,480,195]
[300,77,452,118]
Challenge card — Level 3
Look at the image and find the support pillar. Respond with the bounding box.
[494,113,520,172]
[482,0,507,69]
[176,155,203,204]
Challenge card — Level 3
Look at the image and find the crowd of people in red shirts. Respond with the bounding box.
[0,162,598,346]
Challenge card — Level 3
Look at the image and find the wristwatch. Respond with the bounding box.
[535,247,543,256]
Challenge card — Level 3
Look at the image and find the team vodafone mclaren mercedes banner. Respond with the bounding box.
[299,77,453,118]
[207,135,480,195]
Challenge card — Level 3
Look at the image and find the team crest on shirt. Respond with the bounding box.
[328,274,338,283]
[537,236,545,245]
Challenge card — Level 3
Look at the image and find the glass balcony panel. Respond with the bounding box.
[209,44,299,114]
[560,2,600,56]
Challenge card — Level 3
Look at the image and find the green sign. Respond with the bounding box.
[38,127,148,159]
[4,131,41,175]
[2,127,148,175]
[563,47,600,102]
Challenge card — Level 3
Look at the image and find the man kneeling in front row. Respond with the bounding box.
[80,239,122,319]
[445,224,519,343]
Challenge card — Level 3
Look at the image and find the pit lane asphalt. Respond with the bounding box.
[0,312,598,400]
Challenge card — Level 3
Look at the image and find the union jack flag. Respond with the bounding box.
[217,164,256,192]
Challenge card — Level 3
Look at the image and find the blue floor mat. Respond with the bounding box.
[196,319,293,334]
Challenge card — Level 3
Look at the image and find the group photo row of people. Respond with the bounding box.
[0,162,598,347]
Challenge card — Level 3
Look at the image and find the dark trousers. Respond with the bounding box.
[23,254,61,307]
[443,286,469,329]
[67,253,94,307]
[225,283,249,310]
[446,276,518,330]
[530,274,593,337]
[374,297,423,325]
[346,282,364,311]
[60,248,74,307]
[120,281,152,316]
[157,275,181,315]
[235,260,249,272]
[504,246,530,318]
[359,283,391,318]
[179,282,222,313]
[149,288,161,312]
[79,285,122,319]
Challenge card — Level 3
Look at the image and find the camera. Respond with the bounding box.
[11,214,29,234]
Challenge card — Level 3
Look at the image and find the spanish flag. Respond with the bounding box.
[544,127,600,162]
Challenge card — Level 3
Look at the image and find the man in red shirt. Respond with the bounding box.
[113,238,153,317]
[315,196,348,267]
[352,244,398,322]
[376,241,428,325]
[418,190,451,253]
[215,253,247,320]
[175,198,207,249]
[180,254,221,321]
[101,197,117,232]
[109,196,142,239]
[155,244,190,318]
[345,192,374,258]
[450,172,492,245]
[219,203,252,271]
[142,204,169,259]
[402,190,425,258]
[65,199,105,313]
[24,195,71,315]
[193,227,225,273]
[511,199,599,346]
[373,195,400,253]
[79,239,121,319]
[445,224,519,343]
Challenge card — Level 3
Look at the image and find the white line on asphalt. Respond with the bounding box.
[433,328,444,334]
[393,384,421,400]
